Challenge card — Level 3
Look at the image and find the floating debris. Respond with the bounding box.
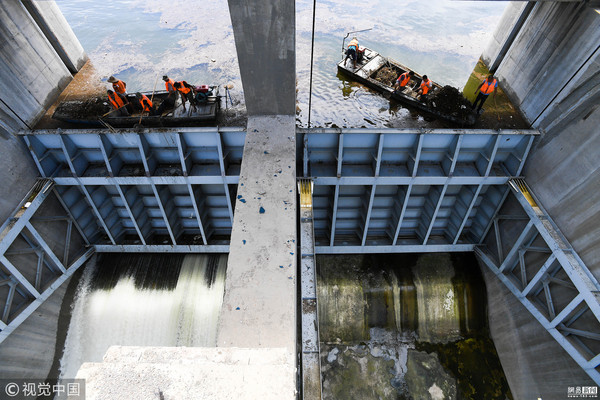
[259,206,265,214]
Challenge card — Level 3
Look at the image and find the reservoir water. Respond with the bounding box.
[57,0,509,127]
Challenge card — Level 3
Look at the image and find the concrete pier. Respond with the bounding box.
[217,115,297,397]
[0,0,86,134]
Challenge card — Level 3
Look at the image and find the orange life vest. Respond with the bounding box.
[397,72,411,87]
[165,79,175,92]
[348,39,359,50]
[139,95,153,112]
[420,79,432,95]
[112,80,126,94]
[108,92,124,109]
[176,82,191,95]
[480,78,497,95]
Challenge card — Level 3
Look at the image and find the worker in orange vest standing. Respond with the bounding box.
[107,90,129,116]
[163,75,176,92]
[416,75,432,102]
[472,74,498,113]
[108,75,132,113]
[344,37,360,69]
[394,71,415,93]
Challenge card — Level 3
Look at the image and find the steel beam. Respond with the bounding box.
[361,134,384,245]
[0,248,94,345]
[475,247,600,383]
[93,244,230,253]
[216,132,235,225]
[316,244,474,254]
[24,222,66,273]
[52,176,239,186]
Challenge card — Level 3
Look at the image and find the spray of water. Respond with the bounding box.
[59,254,227,379]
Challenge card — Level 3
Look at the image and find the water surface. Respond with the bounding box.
[57,0,509,127]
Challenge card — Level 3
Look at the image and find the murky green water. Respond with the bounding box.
[57,0,509,127]
[317,253,511,399]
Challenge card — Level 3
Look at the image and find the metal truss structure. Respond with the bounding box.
[0,179,93,344]
[300,128,537,253]
[476,178,600,384]
[20,128,245,252]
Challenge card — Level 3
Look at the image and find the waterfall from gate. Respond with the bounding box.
[59,254,227,379]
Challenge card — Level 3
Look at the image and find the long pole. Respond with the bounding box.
[307,0,317,128]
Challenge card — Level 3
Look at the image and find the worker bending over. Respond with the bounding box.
[174,81,197,112]
[344,37,360,69]
[394,71,414,93]
[107,90,129,116]
[472,74,497,113]
[136,92,155,115]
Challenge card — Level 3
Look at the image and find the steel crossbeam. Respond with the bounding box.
[476,178,600,384]
[0,179,94,343]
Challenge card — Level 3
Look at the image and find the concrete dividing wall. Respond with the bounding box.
[21,0,87,73]
[480,3,600,397]
[483,2,600,128]
[0,1,86,131]
[483,1,600,285]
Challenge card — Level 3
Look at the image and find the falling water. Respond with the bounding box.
[59,254,227,379]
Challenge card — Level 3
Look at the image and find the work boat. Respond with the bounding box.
[52,86,220,128]
[338,47,477,126]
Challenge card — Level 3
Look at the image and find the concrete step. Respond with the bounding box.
[74,346,296,400]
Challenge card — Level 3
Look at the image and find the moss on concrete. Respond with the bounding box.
[416,335,513,400]
[463,58,530,129]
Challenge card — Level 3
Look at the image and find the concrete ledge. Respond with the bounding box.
[76,346,296,400]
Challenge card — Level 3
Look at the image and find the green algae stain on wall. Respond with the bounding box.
[317,253,513,400]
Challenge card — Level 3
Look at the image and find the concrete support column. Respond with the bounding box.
[227,0,296,115]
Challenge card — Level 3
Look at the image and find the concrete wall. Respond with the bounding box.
[0,0,86,132]
[479,3,600,397]
[483,2,600,128]
[484,0,600,284]
[227,0,296,115]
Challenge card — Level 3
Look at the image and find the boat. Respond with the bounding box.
[52,87,220,128]
[337,47,476,126]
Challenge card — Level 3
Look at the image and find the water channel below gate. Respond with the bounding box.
[55,251,511,399]
[317,253,511,399]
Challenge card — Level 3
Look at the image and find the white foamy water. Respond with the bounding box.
[59,254,227,379]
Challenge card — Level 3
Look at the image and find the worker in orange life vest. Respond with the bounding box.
[394,71,415,92]
[344,37,360,69]
[174,81,197,112]
[472,74,498,113]
[416,75,432,102]
[107,75,132,113]
[136,92,155,115]
[107,90,129,116]
[163,75,176,92]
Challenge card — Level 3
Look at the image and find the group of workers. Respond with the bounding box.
[106,75,201,117]
[346,37,498,112]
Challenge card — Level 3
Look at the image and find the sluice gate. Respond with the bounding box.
[3,127,600,385]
